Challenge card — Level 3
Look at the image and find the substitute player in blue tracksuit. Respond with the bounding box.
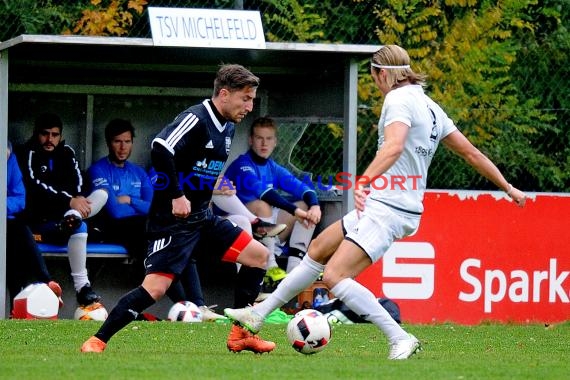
[82,64,280,354]
[87,119,153,261]
[224,116,321,275]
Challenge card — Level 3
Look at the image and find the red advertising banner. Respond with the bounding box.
[355,191,570,324]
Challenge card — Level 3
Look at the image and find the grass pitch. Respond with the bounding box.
[0,319,567,379]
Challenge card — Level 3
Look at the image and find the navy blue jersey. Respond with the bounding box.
[148,99,234,232]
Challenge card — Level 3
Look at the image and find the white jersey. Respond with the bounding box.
[369,85,457,214]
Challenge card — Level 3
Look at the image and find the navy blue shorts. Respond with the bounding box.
[144,209,251,277]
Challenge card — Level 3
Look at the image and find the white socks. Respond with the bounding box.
[286,256,302,273]
[64,189,108,222]
[67,232,90,292]
[289,220,315,253]
[259,236,278,269]
[226,214,252,235]
[253,255,324,318]
[85,189,108,218]
[212,194,257,223]
[331,278,408,343]
[63,189,106,291]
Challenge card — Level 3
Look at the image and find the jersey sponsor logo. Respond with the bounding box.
[189,158,226,182]
[92,177,108,187]
[414,145,434,157]
[194,158,224,172]
[382,242,435,300]
[239,165,255,174]
[205,140,214,149]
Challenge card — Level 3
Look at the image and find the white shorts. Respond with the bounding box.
[342,200,420,263]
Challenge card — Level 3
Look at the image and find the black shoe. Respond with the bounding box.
[76,284,101,306]
[251,219,287,239]
[58,210,82,234]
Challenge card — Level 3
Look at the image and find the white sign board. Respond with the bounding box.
[148,7,266,49]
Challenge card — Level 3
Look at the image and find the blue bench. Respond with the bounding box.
[38,243,129,259]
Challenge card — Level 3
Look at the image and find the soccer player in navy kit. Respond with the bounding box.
[81,64,276,353]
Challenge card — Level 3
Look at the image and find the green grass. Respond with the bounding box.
[0,320,568,379]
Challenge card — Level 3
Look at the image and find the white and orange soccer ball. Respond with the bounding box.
[287,308,331,354]
[167,301,202,322]
[74,302,108,321]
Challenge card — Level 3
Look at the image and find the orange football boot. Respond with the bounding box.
[226,324,275,354]
[80,336,107,353]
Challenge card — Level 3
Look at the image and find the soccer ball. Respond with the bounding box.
[167,301,202,322]
[287,308,331,354]
[74,302,108,321]
[295,308,324,318]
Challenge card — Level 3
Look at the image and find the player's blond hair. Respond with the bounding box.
[371,45,426,89]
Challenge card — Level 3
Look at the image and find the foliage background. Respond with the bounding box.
[1,0,568,191]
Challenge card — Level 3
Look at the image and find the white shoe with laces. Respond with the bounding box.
[388,334,421,360]
[224,306,265,334]
[199,305,227,322]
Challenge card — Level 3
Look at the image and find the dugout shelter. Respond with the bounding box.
[0,34,377,319]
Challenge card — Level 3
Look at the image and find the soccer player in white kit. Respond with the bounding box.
[225,44,527,359]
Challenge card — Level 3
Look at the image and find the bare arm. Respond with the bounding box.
[354,122,408,211]
[361,122,408,181]
[442,130,526,207]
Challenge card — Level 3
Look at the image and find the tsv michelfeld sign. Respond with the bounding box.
[148,7,266,49]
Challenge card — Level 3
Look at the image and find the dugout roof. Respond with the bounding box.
[0,34,378,318]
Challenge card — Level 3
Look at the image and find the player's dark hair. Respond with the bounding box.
[105,119,135,144]
[213,64,260,97]
[249,116,277,137]
[34,113,63,135]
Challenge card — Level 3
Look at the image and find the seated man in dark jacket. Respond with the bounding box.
[16,113,107,307]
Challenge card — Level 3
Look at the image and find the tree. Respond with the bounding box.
[358,0,564,191]
[66,0,147,36]
[0,0,88,40]
[508,0,570,190]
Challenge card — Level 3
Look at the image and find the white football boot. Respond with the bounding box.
[388,334,421,360]
[224,306,265,334]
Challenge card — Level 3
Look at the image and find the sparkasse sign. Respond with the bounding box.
[148,7,266,49]
[356,191,570,325]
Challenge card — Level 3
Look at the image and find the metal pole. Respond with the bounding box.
[343,58,358,214]
[0,49,9,319]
